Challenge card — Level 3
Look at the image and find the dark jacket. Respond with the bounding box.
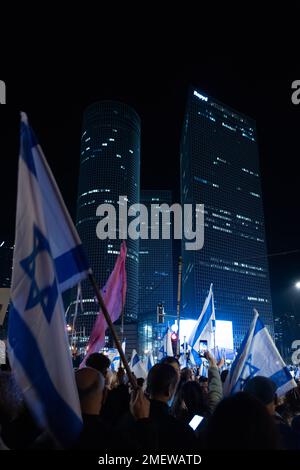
[148,399,198,451]
[100,384,130,426]
[75,413,155,451]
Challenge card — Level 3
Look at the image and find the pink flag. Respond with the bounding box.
[80,241,127,366]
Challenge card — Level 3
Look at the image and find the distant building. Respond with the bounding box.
[274,313,300,363]
[180,87,274,349]
[0,241,13,288]
[69,101,141,348]
[138,190,174,355]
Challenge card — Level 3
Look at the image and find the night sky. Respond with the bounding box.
[1,58,300,319]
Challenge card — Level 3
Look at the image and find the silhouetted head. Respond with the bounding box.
[180,380,208,416]
[160,356,180,378]
[147,364,179,403]
[206,392,280,449]
[244,376,277,415]
[137,377,145,388]
[75,367,105,415]
[180,367,193,382]
[85,353,111,377]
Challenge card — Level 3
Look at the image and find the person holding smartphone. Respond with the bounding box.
[172,350,223,439]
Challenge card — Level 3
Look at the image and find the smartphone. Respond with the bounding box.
[189,415,204,431]
[199,340,208,357]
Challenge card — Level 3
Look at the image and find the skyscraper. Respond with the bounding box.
[139,190,174,315]
[181,88,274,349]
[138,190,175,354]
[0,241,13,289]
[69,101,141,343]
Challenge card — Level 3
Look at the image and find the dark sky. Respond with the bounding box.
[1,58,300,318]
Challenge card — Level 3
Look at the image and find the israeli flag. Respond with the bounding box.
[179,353,187,369]
[224,310,297,397]
[158,327,173,359]
[130,349,147,379]
[188,283,216,352]
[146,351,154,372]
[8,114,90,447]
[111,355,120,372]
[190,349,202,367]
[110,340,126,371]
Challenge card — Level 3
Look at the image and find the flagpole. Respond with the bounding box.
[176,256,183,356]
[120,307,124,343]
[214,332,216,358]
[88,272,137,389]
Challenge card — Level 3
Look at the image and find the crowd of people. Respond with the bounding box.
[1,351,300,450]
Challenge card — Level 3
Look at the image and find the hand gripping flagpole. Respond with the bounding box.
[88,270,137,390]
[176,257,183,356]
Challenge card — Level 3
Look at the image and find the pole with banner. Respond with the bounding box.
[88,272,137,389]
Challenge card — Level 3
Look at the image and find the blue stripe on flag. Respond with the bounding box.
[132,354,139,367]
[253,317,264,336]
[8,305,82,447]
[54,245,90,285]
[269,367,293,389]
[191,300,212,348]
[229,323,252,382]
[191,349,202,366]
[20,121,38,176]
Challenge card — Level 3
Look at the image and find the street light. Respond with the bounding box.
[295,281,300,289]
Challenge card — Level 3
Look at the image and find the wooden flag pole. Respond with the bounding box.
[88,272,137,390]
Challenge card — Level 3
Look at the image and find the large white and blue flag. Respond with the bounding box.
[158,326,174,360]
[188,283,216,352]
[224,310,297,397]
[8,113,90,446]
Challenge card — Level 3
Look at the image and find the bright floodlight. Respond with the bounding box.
[295,281,300,289]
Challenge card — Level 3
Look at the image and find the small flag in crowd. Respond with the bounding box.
[179,353,188,369]
[145,351,154,372]
[8,113,90,447]
[109,340,126,371]
[82,241,127,366]
[188,283,216,353]
[158,326,174,359]
[130,349,147,379]
[224,310,297,397]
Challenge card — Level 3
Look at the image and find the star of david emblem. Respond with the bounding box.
[20,225,58,323]
[233,353,260,392]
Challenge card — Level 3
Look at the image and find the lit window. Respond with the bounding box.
[222,122,236,132]
[193,90,208,101]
